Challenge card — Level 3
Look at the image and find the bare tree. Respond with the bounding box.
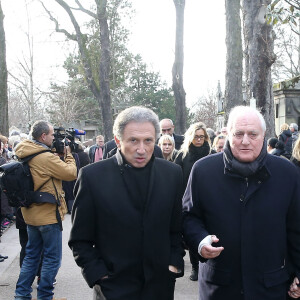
[8,34,43,125]
[172,0,186,135]
[8,90,33,131]
[272,24,300,81]
[45,83,101,127]
[225,0,243,121]
[42,0,113,140]
[192,90,218,129]
[7,2,45,129]
[0,0,8,136]
[243,0,276,137]
[268,0,300,80]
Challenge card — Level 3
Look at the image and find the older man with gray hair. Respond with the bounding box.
[69,106,184,300]
[183,106,300,300]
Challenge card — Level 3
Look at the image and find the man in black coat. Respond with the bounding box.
[183,106,300,300]
[69,106,184,300]
[159,119,184,150]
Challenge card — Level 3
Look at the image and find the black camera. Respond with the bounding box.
[52,127,86,154]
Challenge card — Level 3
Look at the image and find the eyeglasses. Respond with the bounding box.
[194,135,205,140]
[232,131,259,140]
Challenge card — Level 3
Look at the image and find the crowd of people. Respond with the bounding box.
[1,106,300,299]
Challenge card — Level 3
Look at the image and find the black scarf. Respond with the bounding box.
[188,141,210,161]
[223,139,268,177]
[118,150,153,210]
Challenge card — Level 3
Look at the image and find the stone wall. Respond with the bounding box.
[273,76,300,136]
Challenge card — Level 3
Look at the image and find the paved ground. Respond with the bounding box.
[0,215,198,299]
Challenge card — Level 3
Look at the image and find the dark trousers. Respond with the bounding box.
[19,228,28,267]
[189,248,199,271]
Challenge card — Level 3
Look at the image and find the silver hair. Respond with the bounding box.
[227,106,266,135]
[113,106,160,140]
[290,123,298,131]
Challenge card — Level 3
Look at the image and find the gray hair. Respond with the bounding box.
[227,106,266,134]
[30,120,51,140]
[113,106,160,140]
[206,128,215,139]
[290,123,298,131]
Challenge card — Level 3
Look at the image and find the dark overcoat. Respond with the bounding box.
[173,133,184,150]
[69,151,184,300]
[183,153,300,300]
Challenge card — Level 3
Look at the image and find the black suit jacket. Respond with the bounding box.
[173,133,184,150]
[102,139,116,159]
[69,151,184,299]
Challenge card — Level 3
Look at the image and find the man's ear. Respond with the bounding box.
[40,133,46,142]
[114,136,121,149]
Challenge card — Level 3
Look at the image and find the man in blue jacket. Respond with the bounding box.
[183,106,300,300]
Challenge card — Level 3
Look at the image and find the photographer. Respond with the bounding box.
[14,120,77,300]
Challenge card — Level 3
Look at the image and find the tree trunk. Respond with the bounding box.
[96,0,113,140]
[225,0,243,122]
[172,0,186,135]
[0,1,8,136]
[52,0,113,140]
[243,0,276,138]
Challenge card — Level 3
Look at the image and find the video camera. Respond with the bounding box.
[52,127,86,154]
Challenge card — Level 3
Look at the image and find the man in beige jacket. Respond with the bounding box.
[14,120,77,300]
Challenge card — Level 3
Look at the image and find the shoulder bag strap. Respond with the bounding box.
[51,177,63,231]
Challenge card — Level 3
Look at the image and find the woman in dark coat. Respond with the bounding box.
[278,123,293,159]
[175,122,210,281]
[175,122,211,189]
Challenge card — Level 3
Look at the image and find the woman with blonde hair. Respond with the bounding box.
[175,122,211,173]
[175,121,210,281]
[278,123,293,159]
[158,135,177,162]
[291,137,300,169]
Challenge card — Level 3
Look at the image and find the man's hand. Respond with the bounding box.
[288,277,300,298]
[64,145,71,155]
[168,265,179,273]
[200,235,224,259]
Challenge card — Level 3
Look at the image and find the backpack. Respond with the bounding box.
[0,150,57,207]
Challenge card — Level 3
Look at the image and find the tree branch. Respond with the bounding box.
[72,0,97,18]
[284,0,300,10]
[39,0,77,41]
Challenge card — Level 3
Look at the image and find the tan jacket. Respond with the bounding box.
[15,139,77,226]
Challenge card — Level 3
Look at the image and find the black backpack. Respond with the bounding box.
[0,150,57,207]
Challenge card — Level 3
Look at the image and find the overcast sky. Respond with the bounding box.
[2,0,226,107]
